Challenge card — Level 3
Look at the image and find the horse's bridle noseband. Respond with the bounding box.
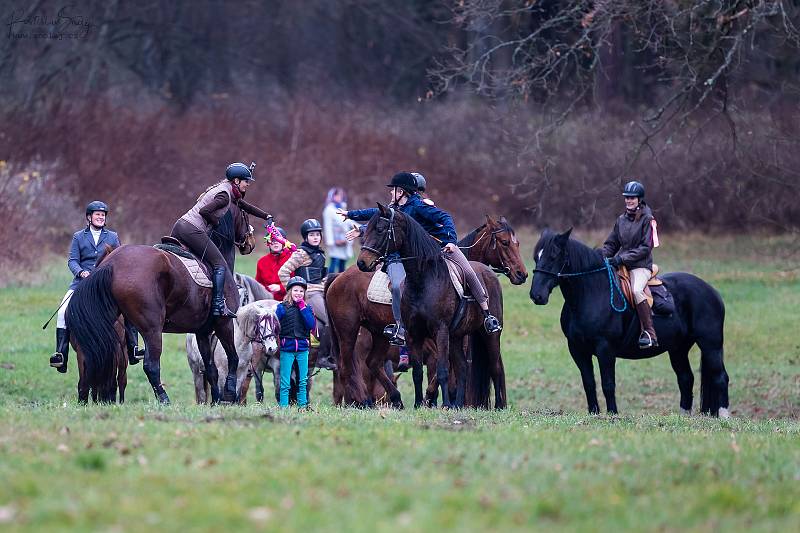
[360,208,397,269]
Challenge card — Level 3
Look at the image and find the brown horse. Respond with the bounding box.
[327,215,526,408]
[66,242,244,405]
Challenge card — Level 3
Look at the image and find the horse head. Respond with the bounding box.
[357,203,403,272]
[530,227,572,305]
[484,215,528,285]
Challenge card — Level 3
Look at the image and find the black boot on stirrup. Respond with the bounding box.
[211,267,237,318]
[483,311,502,334]
[383,323,406,346]
[50,327,70,373]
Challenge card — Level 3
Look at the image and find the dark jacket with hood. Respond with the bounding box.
[601,203,655,270]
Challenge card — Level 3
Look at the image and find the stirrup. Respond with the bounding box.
[383,324,406,346]
[128,347,145,365]
[638,331,657,348]
[483,314,502,334]
[49,352,64,368]
[212,300,237,318]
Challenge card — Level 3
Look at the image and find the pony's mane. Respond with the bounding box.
[535,229,604,273]
[457,225,484,248]
[238,300,279,340]
[395,210,446,272]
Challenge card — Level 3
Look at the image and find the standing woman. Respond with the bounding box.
[171,162,273,317]
[602,180,659,348]
[322,187,353,273]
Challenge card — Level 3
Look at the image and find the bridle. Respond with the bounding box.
[533,249,627,312]
[360,208,407,270]
[460,223,517,276]
[251,313,279,348]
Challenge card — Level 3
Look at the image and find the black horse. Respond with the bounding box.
[356,203,504,408]
[529,228,730,417]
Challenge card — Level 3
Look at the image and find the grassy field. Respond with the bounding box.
[0,231,798,531]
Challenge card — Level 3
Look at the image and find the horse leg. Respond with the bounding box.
[435,326,452,408]
[668,345,694,414]
[141,329,169,404]
[196,334,220,404]
[369,339,403,409]
[596,346,618,415]
[76,347,89,404]
[451,337,467,409]
[412,359,424,408]
[214,320,240,403]
[486,333,506,409]
[697,339,730,418]
[568,339,599,414]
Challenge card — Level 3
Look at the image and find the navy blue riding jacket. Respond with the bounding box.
[67,226,121,290]
[347,194,458,246]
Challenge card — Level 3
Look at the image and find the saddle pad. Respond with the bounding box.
[366,261,468,305]
[156,247,212,288]
[367,270,393,305]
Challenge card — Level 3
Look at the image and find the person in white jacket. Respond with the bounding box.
[322,187,354,273]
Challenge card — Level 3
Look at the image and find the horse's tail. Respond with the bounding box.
[694,279,728,416]
[467,334,492,409]
[65,263,119,388]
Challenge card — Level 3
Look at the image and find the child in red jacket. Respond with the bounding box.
[255,226,293,300]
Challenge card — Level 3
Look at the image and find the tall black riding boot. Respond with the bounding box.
[636,301,659,348]
[124,319,145,365]
[49,327,69,373]
[211,267,237,318]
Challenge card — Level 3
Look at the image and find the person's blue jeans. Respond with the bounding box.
[329,257,346,273]
[279,350,309,407]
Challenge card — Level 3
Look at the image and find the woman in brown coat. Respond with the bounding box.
[171,163,272,317]
[602,180,659,348]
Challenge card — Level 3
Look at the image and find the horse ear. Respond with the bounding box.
[499,216,508,224]
[560,227,573,240]
[485,214,496,226]
[376,202,389,216]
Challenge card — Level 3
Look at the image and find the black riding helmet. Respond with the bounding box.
[411,172,426,193]
[386,172,418,194]
[286,276,308,291]
[622,180,645,198]
[300,218,323,240]
[86,200,109,216]
[226,162,254,181]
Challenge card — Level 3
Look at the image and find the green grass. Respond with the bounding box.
[0,233,798,531]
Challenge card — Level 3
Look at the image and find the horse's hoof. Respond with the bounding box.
[718,407,730,419]
[680,408,691,416]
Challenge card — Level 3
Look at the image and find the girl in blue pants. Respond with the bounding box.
[276,276,316,408]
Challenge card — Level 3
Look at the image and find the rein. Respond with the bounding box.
[459,225,514,275]
[534,258,627,312]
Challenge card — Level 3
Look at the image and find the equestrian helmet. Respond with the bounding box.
[85,200,109,216]
[411,172,427,192]
[386,172,418,193]
[286,276,308,291]
[300,218,323,239]
[622,180,645,198]
[225,162,253,181]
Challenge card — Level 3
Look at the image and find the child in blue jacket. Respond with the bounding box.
[276,276,316,408]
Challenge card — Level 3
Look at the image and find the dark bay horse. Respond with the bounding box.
[529,228,730,417]
[327,215,525,409]
[66,237,246,405]
[352,204,505,409]
[74,317,128,403]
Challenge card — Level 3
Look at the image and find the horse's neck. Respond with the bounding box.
[559,243,608,313]
[399,243,449,293]
[459,227,486,262]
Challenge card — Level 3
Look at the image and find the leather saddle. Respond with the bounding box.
[616,264,674,316]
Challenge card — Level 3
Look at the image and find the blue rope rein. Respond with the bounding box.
[534,258,628,313]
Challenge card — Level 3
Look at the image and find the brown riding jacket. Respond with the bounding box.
[602,203,655,270]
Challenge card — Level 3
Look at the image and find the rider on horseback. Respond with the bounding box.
[171,163,273,318]
[602,180,659,348]
[278,219,336,370]
[50,201,144,372]
[341,171,502,347]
